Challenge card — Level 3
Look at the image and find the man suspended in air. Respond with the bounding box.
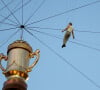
[62,22,75,48]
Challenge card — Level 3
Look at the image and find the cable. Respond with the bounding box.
[20,28,24,40]
[75,29,100,33]
[27,28,62,39]
[0,0,13,12]
[28,27,100,52]
[25,29,100,89]
[0,0,22,25]
[0,27,18,31]
[0,22,18,27]
[0,15,18,25]
[27,26,100,34]
[24,0,46,25]
[27,26,62,31]
[74,38,100,47]
[0,0,32,26]
[26,0,100,26]
[1,0,21,25]
[0,29,19,48]
[69,40,100,52]
[22,0,24,24]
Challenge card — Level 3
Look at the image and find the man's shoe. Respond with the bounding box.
[62,44,66,48]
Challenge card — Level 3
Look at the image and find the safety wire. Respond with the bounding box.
[70,40,100,52]
[26,26,62,31]
[1,0,21,25]
[0,27,19,31]
[20,28,24,40]
[26,0,100,26]
[27,26,100,33]
[24,28,100,89]
[0,0,13,12]
[75,29,100,33]
[27,28,62,39]
[0,21,18,27]
[0,15,18,25]
[22,0,24,24]
[27,27,100,52]
[24,0,46,25]
[0,0,22,25]
[0,29,19,48]
[0,0,32,26]
[20,0,24,40]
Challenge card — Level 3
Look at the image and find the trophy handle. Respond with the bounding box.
[26,49,40,72]
[0,53,8,71]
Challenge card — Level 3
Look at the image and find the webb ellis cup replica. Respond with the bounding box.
[0,40,40,90]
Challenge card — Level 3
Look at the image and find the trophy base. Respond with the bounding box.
[2,77,27,90]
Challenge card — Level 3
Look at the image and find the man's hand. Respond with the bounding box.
[62,29,65,32]
[62,30,64,32]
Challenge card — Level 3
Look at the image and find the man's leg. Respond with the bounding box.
[62,33,70,48]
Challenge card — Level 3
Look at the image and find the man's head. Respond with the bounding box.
[69,22,72,25]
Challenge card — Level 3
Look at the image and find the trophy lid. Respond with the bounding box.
[7,40,33,53]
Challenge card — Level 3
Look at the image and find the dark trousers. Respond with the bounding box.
[63,31,71,45]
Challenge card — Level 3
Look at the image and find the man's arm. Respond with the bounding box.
[62,25,69,32]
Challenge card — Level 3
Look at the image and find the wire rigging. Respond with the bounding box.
[21,0,24,40]
[1,0,21,25]
[24,0,46,25]
[28,28,62,39]
[0,15,18,25]
[0,0,13,12]
[22,0,24,24]
[20,29,24,40]
[28,27,100,52]
[69,40,100,52]
[0,0,21,26]
[75,29,100,33]
[0,29,19,48]
[74,38,100,46]
[27,26,62,31]
[0,0,32,26]
[26,0,100,26]
[27,26,100,33]
[24,29,100,89]
[0,27,18,31]
[0,22,18,27]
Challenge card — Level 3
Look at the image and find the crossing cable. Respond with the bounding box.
[0,15,18,25]
[0,22,18,27]
[22,0,24,24]
[0,1,21,25]
[0,29,19,48]
[24,0,46,25]
[27,26,62,31]
[27,28,62,39]
[1,0,21,25]
[69,40,100,52]
[28,28,100,52]
[75,29,100,33]
[0,27,18,31]
[0,0,13,12]
[0,0,32,26]
[26,0,100,26]
[74,38,100,46]
[27,26,100,33]
[20,28,24,40]
[25,29,100,89]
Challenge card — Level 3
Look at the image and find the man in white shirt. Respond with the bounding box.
[62,22,75,48]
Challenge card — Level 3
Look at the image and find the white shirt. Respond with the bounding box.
[67,26,73,33]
